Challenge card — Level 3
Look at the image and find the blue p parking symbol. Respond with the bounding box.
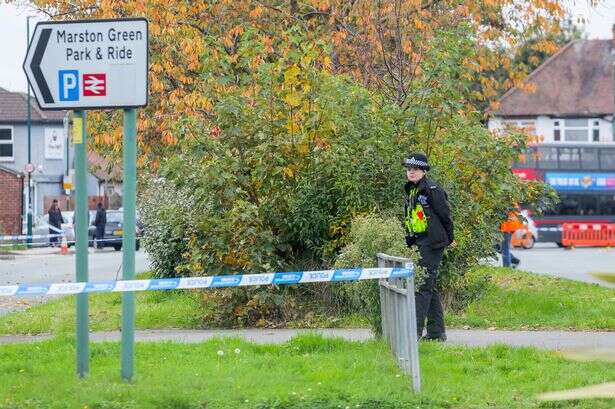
[58,70,79,101]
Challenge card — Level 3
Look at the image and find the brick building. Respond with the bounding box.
[0,87,104,234]
[0,165,24,234]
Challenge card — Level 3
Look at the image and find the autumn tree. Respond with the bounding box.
[18,0,586,161]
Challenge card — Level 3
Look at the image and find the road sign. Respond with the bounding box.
[24,163,35,173]
[23,18,148,110]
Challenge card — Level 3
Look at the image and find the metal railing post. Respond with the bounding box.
[406,262,421,392]
[377,253,421,393]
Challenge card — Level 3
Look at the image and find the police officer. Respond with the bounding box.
[402,153,454,341]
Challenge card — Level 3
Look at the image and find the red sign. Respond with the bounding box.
[513,168,540,181]
[83,73,106,96]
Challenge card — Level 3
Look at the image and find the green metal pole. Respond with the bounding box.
[26,16,32,248]
[121,109,137,381]
[74,110,89,378]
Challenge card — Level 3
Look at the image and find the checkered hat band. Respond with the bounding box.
[404,157,428,168]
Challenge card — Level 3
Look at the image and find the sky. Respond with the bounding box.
[1,1,615,93]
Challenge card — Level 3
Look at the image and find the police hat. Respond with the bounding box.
[402,153,430,171]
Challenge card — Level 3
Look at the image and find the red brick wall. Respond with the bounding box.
[0,169,23,235]
[43,195,109,212]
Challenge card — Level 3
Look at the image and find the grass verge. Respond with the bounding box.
[1,334,614,408]
[448,267,615,330]
[1,267,614,335]
[0,289,204,335]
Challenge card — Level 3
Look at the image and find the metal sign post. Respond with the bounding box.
[23,17,148,381]
[73,111,89,377]
[121,109,137,381]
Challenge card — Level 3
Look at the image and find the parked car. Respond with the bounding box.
[89,210,142,251]
[511,210,538,249]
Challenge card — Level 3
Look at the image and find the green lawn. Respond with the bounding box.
[448,267,615,330]
[0,334,614,408]
[0,289,204,335]
[1,267,614,335]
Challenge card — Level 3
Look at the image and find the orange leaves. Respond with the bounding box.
[249,5,264,19]
[332,30,347,46]
[162,131,177,145]
[531,40,559,54]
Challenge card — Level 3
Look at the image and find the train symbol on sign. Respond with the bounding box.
[83,73,106,96]
[58,70,107,101]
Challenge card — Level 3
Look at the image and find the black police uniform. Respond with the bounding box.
[404,175,454,340]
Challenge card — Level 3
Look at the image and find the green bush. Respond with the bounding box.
[138,177,198,278]
[139,27,555,326]
[333,214,422,334]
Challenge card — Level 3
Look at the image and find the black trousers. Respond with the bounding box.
[415,243,445,338]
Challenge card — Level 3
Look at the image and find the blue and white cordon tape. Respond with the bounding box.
[1,225,64,242]
[0,267,413,297]
[0,233,63,242]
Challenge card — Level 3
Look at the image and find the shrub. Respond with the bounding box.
[333,214,423,334]
[138,177,198,278]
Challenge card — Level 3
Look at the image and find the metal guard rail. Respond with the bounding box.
[377,252,420,392]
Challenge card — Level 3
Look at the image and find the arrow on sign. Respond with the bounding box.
[29,28,54,104]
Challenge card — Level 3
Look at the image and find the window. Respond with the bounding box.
[558,147,580,169]
[554,119,601,142]
[580,148,599,169]
[537,147,559,169]
[564,119,588,141]
[600,148,615,170]
[0,127,13,161]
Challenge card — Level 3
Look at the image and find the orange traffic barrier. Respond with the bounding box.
[562,223,615,248]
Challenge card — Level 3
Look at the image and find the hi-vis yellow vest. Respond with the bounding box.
[404,188,428,234]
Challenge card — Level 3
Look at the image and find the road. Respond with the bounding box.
[492,243,615,288]
[0,247,151,285]
[0,247,152,315]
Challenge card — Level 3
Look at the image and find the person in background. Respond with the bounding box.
[48,199,64,247]
[94,202,107,249]
[499,209,523,268]
[402,152,455,342]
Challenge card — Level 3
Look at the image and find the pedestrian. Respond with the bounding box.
[48,199,64,247]
[499,210,523,268]
[94,202,107,249]
[402,153,455,342]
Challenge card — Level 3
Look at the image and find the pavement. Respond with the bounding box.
[484,243,615,288]
[1,328,614,351]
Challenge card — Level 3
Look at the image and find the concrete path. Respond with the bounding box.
[2,328,614,351]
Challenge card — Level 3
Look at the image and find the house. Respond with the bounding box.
[488,38,615,143]
[488,33,615,244]
[0,87,111,234]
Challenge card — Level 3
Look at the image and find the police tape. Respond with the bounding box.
[0,236,125,247]
[0,233,64,242]
[0,224,65,242]
[0,267,413,297]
